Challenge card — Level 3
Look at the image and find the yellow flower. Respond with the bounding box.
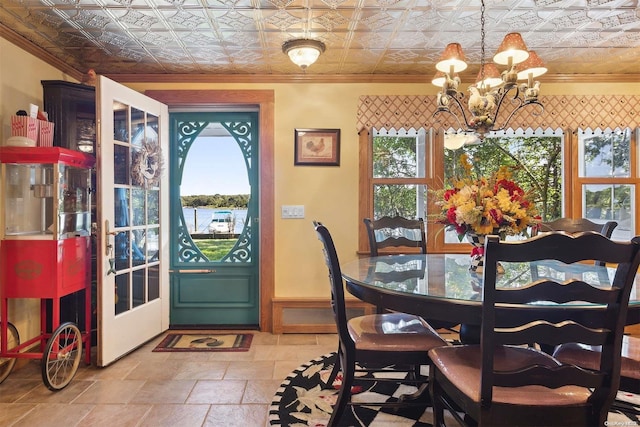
[432,155,539,240]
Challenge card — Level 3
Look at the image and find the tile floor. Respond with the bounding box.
[0,331,340,427]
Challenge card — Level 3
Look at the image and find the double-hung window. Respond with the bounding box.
[359,127,637,253]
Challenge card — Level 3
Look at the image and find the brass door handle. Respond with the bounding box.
[104,219,117,252]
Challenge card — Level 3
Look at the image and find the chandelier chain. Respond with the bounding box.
[480,0,486,86]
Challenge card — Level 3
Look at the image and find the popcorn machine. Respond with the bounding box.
[0,146,94,390]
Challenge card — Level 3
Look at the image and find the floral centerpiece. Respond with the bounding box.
[433,155,540,272]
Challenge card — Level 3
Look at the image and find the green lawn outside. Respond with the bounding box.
[193,239,237,260]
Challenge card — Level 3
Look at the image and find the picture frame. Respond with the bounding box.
[294,128,341,166]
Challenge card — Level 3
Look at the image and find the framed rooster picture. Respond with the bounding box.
[294,128,340,166]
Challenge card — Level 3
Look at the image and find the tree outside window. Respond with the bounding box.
[366,128,636,252]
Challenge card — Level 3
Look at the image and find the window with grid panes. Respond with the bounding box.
[360,128,578,253]
[577,128,636,242]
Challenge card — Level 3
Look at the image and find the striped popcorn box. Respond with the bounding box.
[37,120,55,146]
[10,115,38,142]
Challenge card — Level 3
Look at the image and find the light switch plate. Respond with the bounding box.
[282,205,305,219]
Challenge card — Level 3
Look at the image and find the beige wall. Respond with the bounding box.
[0,38,77,142]
[3,35,640,330]
[128,81,440,299]
[0,37,79,341]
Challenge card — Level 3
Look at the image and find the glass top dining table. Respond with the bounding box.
[340,254,640,329]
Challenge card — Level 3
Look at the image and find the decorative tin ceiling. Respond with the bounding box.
[1,0,639,77]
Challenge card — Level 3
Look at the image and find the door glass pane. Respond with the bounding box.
[146,113,159,143]
[148,190,159,224]
[113,102,129,142]
[132,229,145,265]
[131,108,145,147]
[579,129,631,177]
[114,188,130,228]
[148,264,159,301]
[132,268,145,308]
[115,273,130,315]
[584,184,634,241]
[147,227,159,262]
[180,123,250,261]
[114,145,130,185]
[114,231,130,270]
[132,188,145,226]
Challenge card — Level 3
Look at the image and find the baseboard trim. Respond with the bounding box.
[272,297,375,334]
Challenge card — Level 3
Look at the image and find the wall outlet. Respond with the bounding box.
[281,205,305,219]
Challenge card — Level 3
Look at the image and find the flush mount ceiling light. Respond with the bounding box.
[432,0,547,141]
[282,39,326,70]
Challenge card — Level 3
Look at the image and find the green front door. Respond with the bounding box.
[169,111,259,326]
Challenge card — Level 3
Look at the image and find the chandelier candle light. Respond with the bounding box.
[432,0,547,140]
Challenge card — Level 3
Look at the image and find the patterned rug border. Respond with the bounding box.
[152,333,253,352]
[268,352,640,427]
[268,353,338,426]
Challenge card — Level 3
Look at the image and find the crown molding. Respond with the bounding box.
[2,23,638,85]
[106,73,640,84]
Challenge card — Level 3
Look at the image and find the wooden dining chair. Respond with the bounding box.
[313,221,448,426]
[428,231,640,427]
[538,217,618,237]
[538,217,618,266]
[364,216,460,332]
[363,216,427,256]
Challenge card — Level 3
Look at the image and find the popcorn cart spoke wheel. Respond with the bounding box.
[0,322,19,384]
[41,322,82,391]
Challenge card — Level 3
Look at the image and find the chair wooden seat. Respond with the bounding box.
[430,345,591,407]
[553,335,640,391]
[314,221,449,426]
[349,312,448,352]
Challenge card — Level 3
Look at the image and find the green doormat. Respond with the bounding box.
[152,333,253,352]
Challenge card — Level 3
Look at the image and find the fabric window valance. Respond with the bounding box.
[356,95,639,132]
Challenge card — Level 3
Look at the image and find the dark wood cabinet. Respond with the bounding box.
[41,80,97,343]
[41,80,96,154]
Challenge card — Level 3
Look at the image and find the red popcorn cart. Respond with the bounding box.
[0,146,94,390]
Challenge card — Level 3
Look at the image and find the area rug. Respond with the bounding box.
[268,352,640,427]
[152,333,252,352]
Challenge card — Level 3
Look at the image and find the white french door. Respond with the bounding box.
[96,76,169,366]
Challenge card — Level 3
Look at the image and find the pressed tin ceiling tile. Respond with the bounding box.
[0,0,638,77]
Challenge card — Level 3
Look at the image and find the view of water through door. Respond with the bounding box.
[169,111,259,326]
